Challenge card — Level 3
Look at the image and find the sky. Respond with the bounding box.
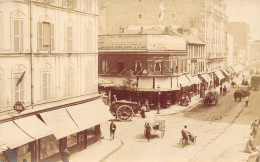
[225,0,260,41]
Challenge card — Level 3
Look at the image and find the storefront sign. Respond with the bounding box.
[13,101,26,112]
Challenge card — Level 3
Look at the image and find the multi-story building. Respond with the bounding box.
[0,1,111,162]
[98,26,208,109]
[227,22,251,62]
[99,0,228,87]
[249,40,260,69]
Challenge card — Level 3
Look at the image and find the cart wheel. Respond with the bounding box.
[116,105,134,121]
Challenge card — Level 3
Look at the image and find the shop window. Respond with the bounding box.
[102,60,108,74]
[87,127,96,139]
[40,135,59,160]
[67,133,78,148]
[17,144,29,157]
[77,131,85,143]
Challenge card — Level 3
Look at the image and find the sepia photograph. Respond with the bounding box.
[0,0,259,162]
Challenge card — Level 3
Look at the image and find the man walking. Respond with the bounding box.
[220,85,222,95]
[245,95,249,107]
[61,148,70,162]
[110,121,116,140]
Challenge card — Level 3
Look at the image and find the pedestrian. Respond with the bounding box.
[144,99,150,112]
[244,133,258,153]
[140,104,146,118]
[61,148,70,162]
[245,95,249,107]
[145,122,152,142]
[110,121,116,140]
[220,85,222,95]
[223,85,227,96]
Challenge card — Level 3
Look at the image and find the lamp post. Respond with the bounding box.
[157,85,161,114]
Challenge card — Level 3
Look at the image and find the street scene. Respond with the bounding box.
[0,0,260,162]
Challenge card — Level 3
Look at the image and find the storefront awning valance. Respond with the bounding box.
[40,108,80,139]
[201,74,212,82]
[14,115,52,140]
[214,71,225,80]
[100,76,129,87]
[0,121,34,149]
[178,75,192,87]
[155,77,171,90]
[222,69,231,76]
[98,77,114,87]
[192,75,202,84]
[66,99,113,131]
[185,74,197,85]
[227,67,234,73]
[138,77,153,90]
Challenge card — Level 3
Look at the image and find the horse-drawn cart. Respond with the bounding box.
[144,119,165,141]
[203,90,218,107]
[110,100,140,121]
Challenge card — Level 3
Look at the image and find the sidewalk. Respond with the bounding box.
[69,138,122,162]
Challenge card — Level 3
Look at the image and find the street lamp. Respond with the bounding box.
[157,85,161,114]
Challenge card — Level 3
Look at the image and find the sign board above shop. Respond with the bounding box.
[98,34,186,51]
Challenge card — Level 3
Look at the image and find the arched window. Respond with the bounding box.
[11,10,25,52]
[41,63,52,101]
[65,62,75,96]
[11,65,26,103]
[85,61,94,92]
[0,67,4,110]
[65,19,74,52]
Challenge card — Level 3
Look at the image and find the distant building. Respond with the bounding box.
[0,1,111,162]
[99,0,228,88]
[227,22,251,61]
[249,40,260,66]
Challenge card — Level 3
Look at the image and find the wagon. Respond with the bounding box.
[110,100,140,121]
[144,119,165,140]
[237,85,250,97]
[203,90,218,107]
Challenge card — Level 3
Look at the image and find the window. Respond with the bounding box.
[135,60,142,74]
[67,133,78,148]
[17,144,29,157]
[14,72,25,103]
[66,26,73,52]
[170,13,176,19]
[65,63,75,97]
[38,22,54,52]
[102,60,108,74]
[154,59,162,72]
[175,59,178,73]
[86,0,92,13]
[86,24,92,53]
[87,127,96,139]
[41,64,52,101]
[138,13,143,19]
[12,19,24,52]
[63,0,77,10]
[118,60,125,74]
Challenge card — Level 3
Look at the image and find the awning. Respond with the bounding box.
[0,121,34,149]
[98,77,114,87]
[66,99,113,131]
[14,115,52,140]
[178,74,192,87]
[40,108,80,139]
[100,76,127,87]
[192,75,202,84]
[138,77,153,91]
[200,74,212,82]
[172,77,180,90]
[155,77,171,90]
[185,74,197,85]
[214,71,225,80]
[0,144,8,153]
[228,67,234,73]
[222,69,231,76]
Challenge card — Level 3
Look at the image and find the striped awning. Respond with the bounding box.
[14,115,52,140]
[0,121,34,149]
[214,71,225,80]
[66,99,113,131]
[40,108,80,139]
[200,74,212,82]
[192,75,202,84]
[178,74,192,87]
[185,74,197,85]
[222,69,231,76]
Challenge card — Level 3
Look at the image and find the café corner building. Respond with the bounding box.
[0,97,112,162]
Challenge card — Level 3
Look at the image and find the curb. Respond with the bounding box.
[100,138,124,162]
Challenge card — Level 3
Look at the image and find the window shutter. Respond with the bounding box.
[37,22,43,51]
[20,21,24,52]
[14,20,20,52]
[43,23,50,46]
[51,24,55,51]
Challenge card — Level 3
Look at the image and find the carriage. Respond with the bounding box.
[144,119,165,141]
[236,85,250,97]
[110,100,140,121]
[203,90,218,107]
